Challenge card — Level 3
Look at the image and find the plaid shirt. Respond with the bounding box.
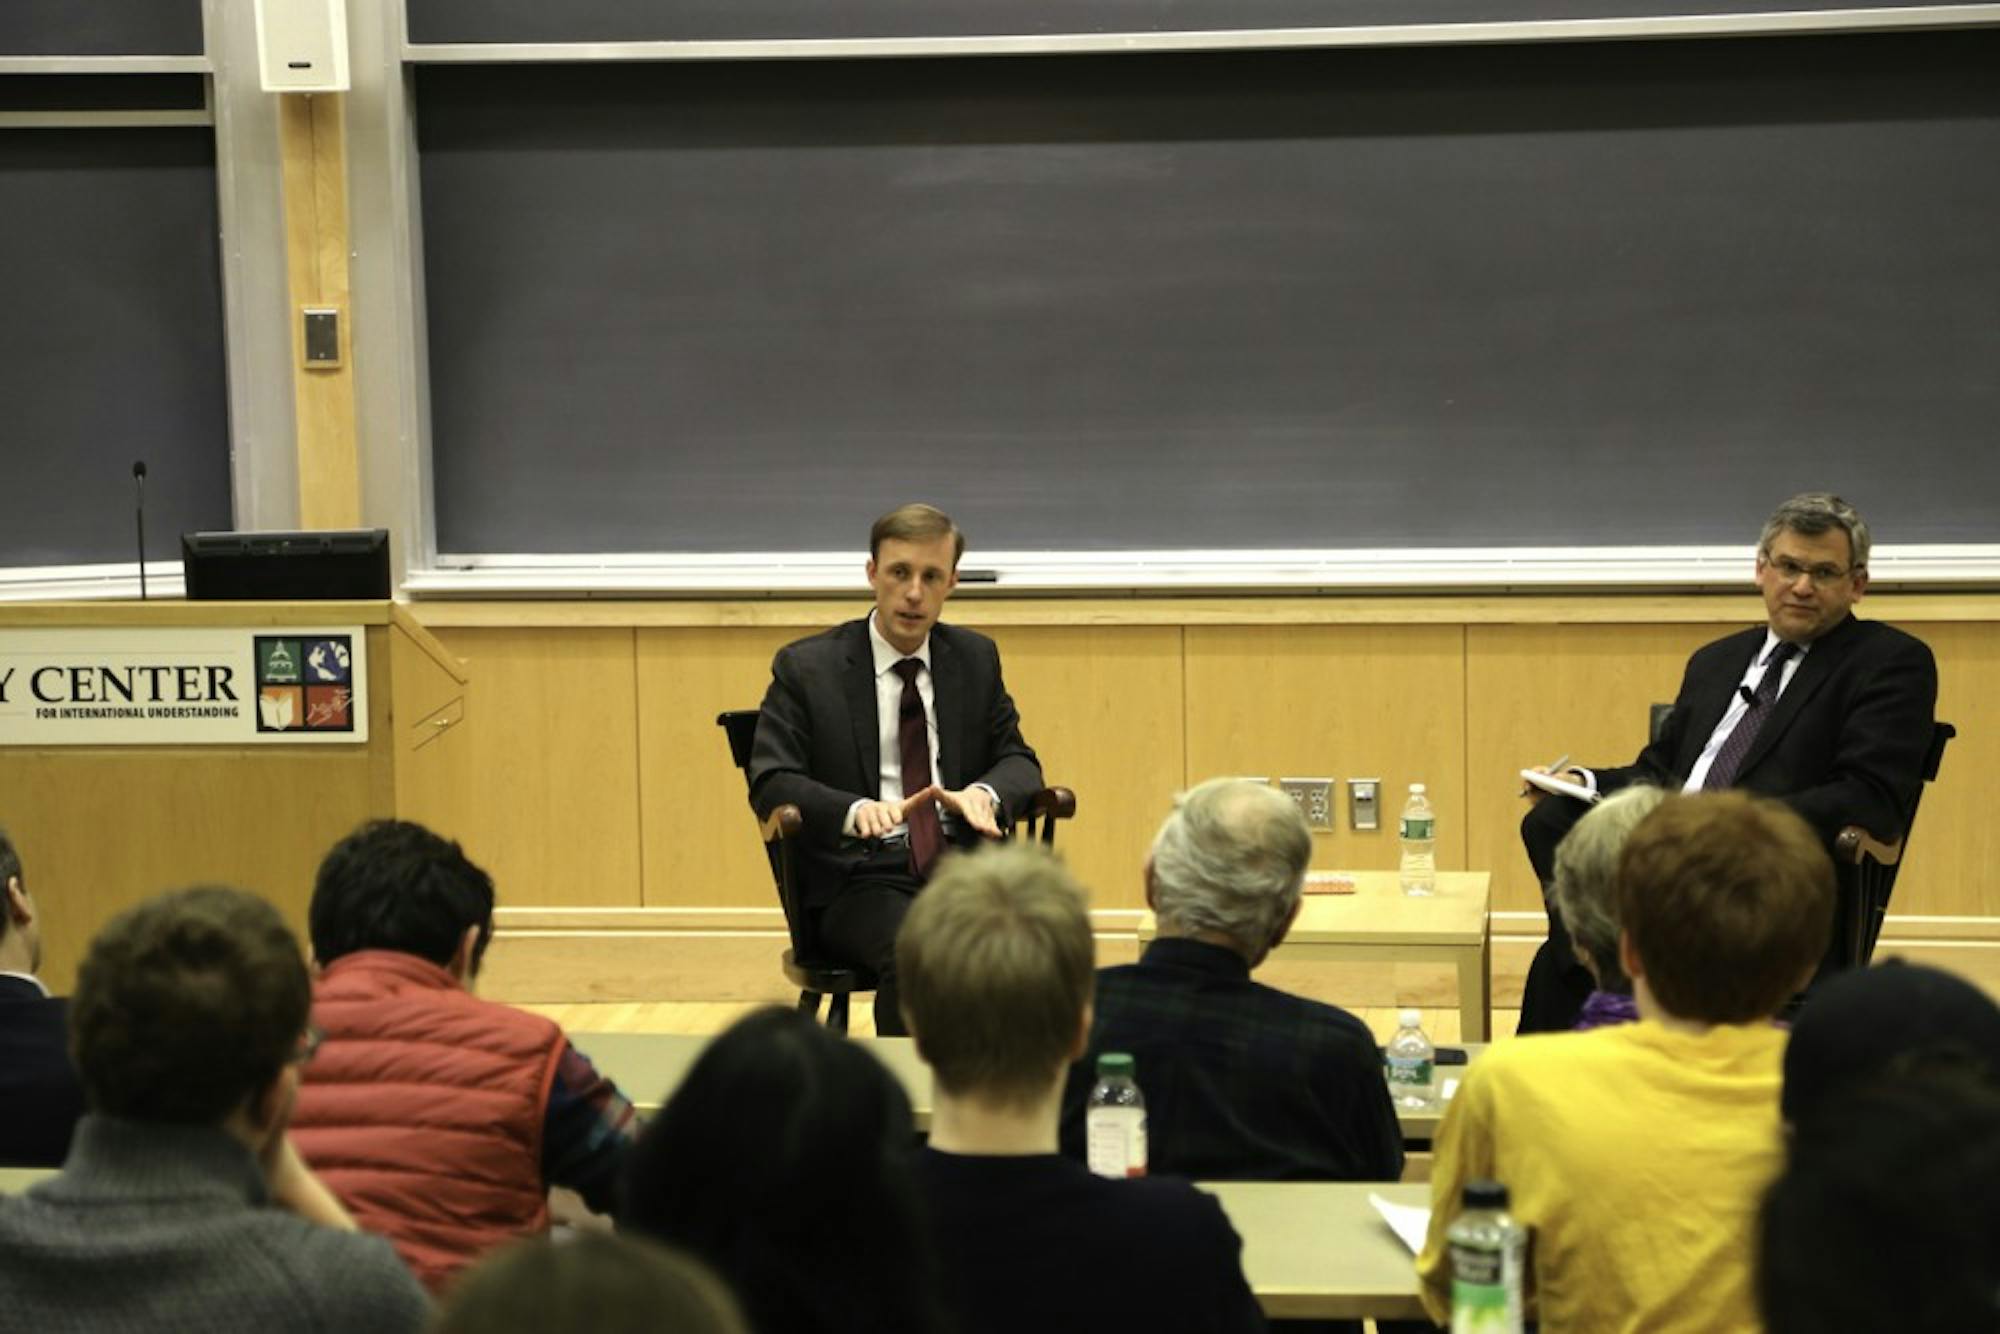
[1060,937,1403,1182]
[541,1041,639,1213]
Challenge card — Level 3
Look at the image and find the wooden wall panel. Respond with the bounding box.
[970,623,1185,912]
[1891,622,1998,917]
[1465,621,1736,913]
[421,627,642,907]
[635,626,804,909]
[1184,625,1466,875]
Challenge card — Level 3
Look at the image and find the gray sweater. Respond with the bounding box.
[0,1115,430,1333]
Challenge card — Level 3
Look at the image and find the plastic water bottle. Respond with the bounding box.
[1384,1009,1436,1111]
[1448,1180,1526,1334]
[1399,782,1437,896]
[1085,1052,1147,1179]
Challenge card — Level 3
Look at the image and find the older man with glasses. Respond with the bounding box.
[1516,492,1938,1033]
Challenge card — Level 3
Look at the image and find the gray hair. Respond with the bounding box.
[1759,493,1871,570]
[1150,778,1312,951]
[1548,785,1670,992]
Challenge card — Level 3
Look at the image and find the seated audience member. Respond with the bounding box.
[1059,778,1400,1182]
[1759,1071,2000,1334]
[900,843,1266,1334]
[1780,957,2000,1125]
[289,820,637,1290]
[434,1232,750,1334]
[0,887,429,1332]
[1545,785,1669,1031]
[0,826,86,1165]
[619,1006,947,1334]
[1416,792,1833,1332]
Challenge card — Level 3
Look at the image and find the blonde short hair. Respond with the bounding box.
[896,843,1094,1107]
[869,503,964,564]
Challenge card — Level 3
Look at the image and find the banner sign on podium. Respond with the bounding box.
[0,627,368,746]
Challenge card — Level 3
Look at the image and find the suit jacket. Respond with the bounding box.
[1597,614,1937,844]
[748,618,1042,907]
[0,974,87,1167]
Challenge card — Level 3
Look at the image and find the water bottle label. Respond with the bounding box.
[1387,1056,1434,1088]
[1086,1107,1147,1178]
[1401,817,1435,840]
[1449,1241,1524,1333]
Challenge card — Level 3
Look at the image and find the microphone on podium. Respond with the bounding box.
[132,460,149,601]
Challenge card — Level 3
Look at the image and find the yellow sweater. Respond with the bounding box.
[1416,1020,1788,1333]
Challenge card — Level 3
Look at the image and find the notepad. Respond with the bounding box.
[1520,768,1598,804]
[1369,1192,1432,1254]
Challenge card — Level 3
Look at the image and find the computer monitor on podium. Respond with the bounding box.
[181,529,391,601]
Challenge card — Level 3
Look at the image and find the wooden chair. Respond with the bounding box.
[717,709,1077,1033]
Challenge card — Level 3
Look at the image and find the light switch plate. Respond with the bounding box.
[1348,779,1381,831]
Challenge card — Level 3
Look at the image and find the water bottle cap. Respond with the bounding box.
[1409,782,1426,794]
[1397,1008,1423,1027]
[1463,1180,1509,1209]
[1097,1052,1135,1077]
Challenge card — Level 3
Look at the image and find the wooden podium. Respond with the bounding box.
[0,602,466,991]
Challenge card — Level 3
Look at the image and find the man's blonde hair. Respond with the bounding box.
[869,503,964,564]
[896,843,1094,1108]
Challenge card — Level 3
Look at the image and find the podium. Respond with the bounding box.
[0,601,466,991]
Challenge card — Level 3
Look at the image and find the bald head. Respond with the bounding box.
[1148,778,1312,960]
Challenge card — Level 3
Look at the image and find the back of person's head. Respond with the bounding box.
[70,886,309,1124]
[897,841,1094,1107]
[0,822,25,946]
[1759,1069,2000,1334]
[1149,777,1311,955]
[310,819,495,971]
[433,1233,749,1334]
[619,1006,942,1334]
[1548,785,1669,993]
[1616,792,1833,1024]
[1781,959,2000,1125]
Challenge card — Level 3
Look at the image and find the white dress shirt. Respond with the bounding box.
[841,612,943,839]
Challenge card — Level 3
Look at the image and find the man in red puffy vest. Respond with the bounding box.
[291,820,637,1291]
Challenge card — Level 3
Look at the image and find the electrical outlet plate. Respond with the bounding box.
[1279,777,1336,831]
[1348,779,1381,831]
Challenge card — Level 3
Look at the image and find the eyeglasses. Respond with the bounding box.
[1766,556,1858,587]
[293,1025,324,1066]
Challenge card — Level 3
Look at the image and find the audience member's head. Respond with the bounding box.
[310,819,495,977]
[0,823,41,975]
[1781,960,2000,1125]
[433,1233,750,1334]
[1547,785,1669,994]
[1148,778,1311,965]
[1615,792,1833,1024]
[620,1007,943,1334]
[898,842,1094,1109]
[1759,1070,2000,1334]
[70,886,311,1129]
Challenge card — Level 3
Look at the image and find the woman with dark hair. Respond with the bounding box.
[619,1007,948,1334]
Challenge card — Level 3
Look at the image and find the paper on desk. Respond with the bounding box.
[1370,1193,1432,1254]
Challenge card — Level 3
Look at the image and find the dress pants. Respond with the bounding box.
[817,842,925,1037]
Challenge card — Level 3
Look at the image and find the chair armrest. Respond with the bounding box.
[1835,824,1903,867]
[1027,787,1077,821]
[761,804,804,843]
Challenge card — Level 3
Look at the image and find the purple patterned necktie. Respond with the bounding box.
[1702,641,1799,791]
[892,658,944,878]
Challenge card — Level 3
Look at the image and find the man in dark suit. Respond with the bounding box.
[749,503,1042,1035]
[1517,493,1937,1033]
[0,826,87,1165]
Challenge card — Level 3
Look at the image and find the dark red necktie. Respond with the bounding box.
[892,657,944,878]
[1702,641,1799,791]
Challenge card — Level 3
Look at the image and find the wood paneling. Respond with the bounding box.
[1184,625,1466,874]
[1465,622,1732,913]
[278,91,359,528]
[967,623,1185,912]
[1892,622,1999,917]
[422,627,642,907]
[634,625,804,909]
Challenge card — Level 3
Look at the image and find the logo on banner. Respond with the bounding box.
[255,636,355,734]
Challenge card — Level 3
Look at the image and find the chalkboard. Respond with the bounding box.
[416,31,2000,557]
[0,126,232,567]
[408,0,1970,45]
[0,0,202,57]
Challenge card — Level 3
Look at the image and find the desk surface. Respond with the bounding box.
[570,1030,1482,1140]
[1204,1180,1429,1320]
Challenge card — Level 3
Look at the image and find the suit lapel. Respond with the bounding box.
[930,628,965,789]
[1737,616,1854,780]
[840,621,880,792]
[1679,631,1762,775]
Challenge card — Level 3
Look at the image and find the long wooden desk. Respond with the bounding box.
[1205,1180,1429,1321]
[570,1031,1482,1141]
[1139,870,1494,1041]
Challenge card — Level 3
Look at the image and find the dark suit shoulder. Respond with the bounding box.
[929,621,1002,660]
[772,618,869,666]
